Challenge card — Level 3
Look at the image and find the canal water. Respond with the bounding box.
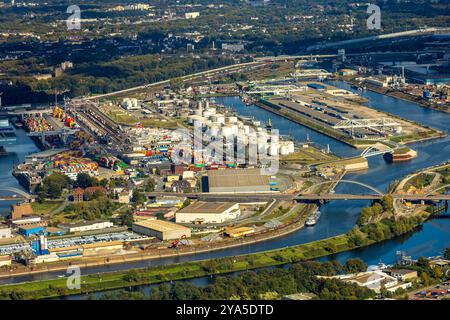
[0,129,40,217]
[1,82,449,289]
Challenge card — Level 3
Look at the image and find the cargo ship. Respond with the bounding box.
[305,209,321,227]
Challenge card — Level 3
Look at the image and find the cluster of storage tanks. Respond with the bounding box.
[187,101,295,157]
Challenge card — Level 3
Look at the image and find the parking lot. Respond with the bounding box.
[47,231,146,249]
[0,231,146,256]
[410,281,450,300]
[0,243,30,256]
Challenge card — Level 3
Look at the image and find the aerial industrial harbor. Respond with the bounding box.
[0,0,449,307]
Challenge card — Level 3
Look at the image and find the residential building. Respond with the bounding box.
[118,189,132,204]
[73,187,84,202]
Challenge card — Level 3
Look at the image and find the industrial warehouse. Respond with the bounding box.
[176,201,241,224]
[205,168,271,193]
[132,219,191,240]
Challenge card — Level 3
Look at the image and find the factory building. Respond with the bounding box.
[132,219,191,240]
[11,215,48,229]
[58,220,114,233]
[176,201,240,224]
[18,225,45,237]
[205,168,270,193]
[0,225,12,238]
[82,241,124,256]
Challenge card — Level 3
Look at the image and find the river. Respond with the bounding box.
[0,128,40,217]
[1,82,449,291]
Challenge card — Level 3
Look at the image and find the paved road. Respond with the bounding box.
[145,191,450,201]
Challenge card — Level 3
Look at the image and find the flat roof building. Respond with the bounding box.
[58,220,114,233]
[329,271,399,293]
[176,201,240,224]
[206,168,270,193]
[18,225,45,237]
[0,225,12,239]
[132,219,191,241]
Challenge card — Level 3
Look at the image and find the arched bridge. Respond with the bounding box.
[303,179,385,196]
[361,143,395,158]
[0,187,32,200]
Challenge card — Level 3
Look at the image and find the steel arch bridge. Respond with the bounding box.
[0,187,32,199]
[302,179,384,196]
[361,143,395,158]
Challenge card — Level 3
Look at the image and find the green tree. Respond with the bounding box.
[344,259,368,274]
[444,248,450,260]
[420,272,430,286]
[39,172,72,199]
[145,178,156,192]
[132,190,147,205]
[76,173,97,188]
[169,77,184,91]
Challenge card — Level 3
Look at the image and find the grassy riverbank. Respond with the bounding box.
[0,212,429,300]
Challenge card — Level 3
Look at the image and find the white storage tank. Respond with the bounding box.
[231,124,239,135]
[210,115,225,125]
[269,144,279,156]
[208,124,221,138]
[281,141,295,155]
[188,115,206,125]
[221,125,234,137]
[228,116,238,124]
[202,110,213,117]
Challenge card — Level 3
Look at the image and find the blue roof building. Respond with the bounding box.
[18,225,45,237]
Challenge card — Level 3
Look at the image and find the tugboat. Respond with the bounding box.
[305,209,321,227]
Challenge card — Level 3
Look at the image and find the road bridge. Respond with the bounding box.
[306,27,450,51]
[144,192,450,202]
[0,187,32,200]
